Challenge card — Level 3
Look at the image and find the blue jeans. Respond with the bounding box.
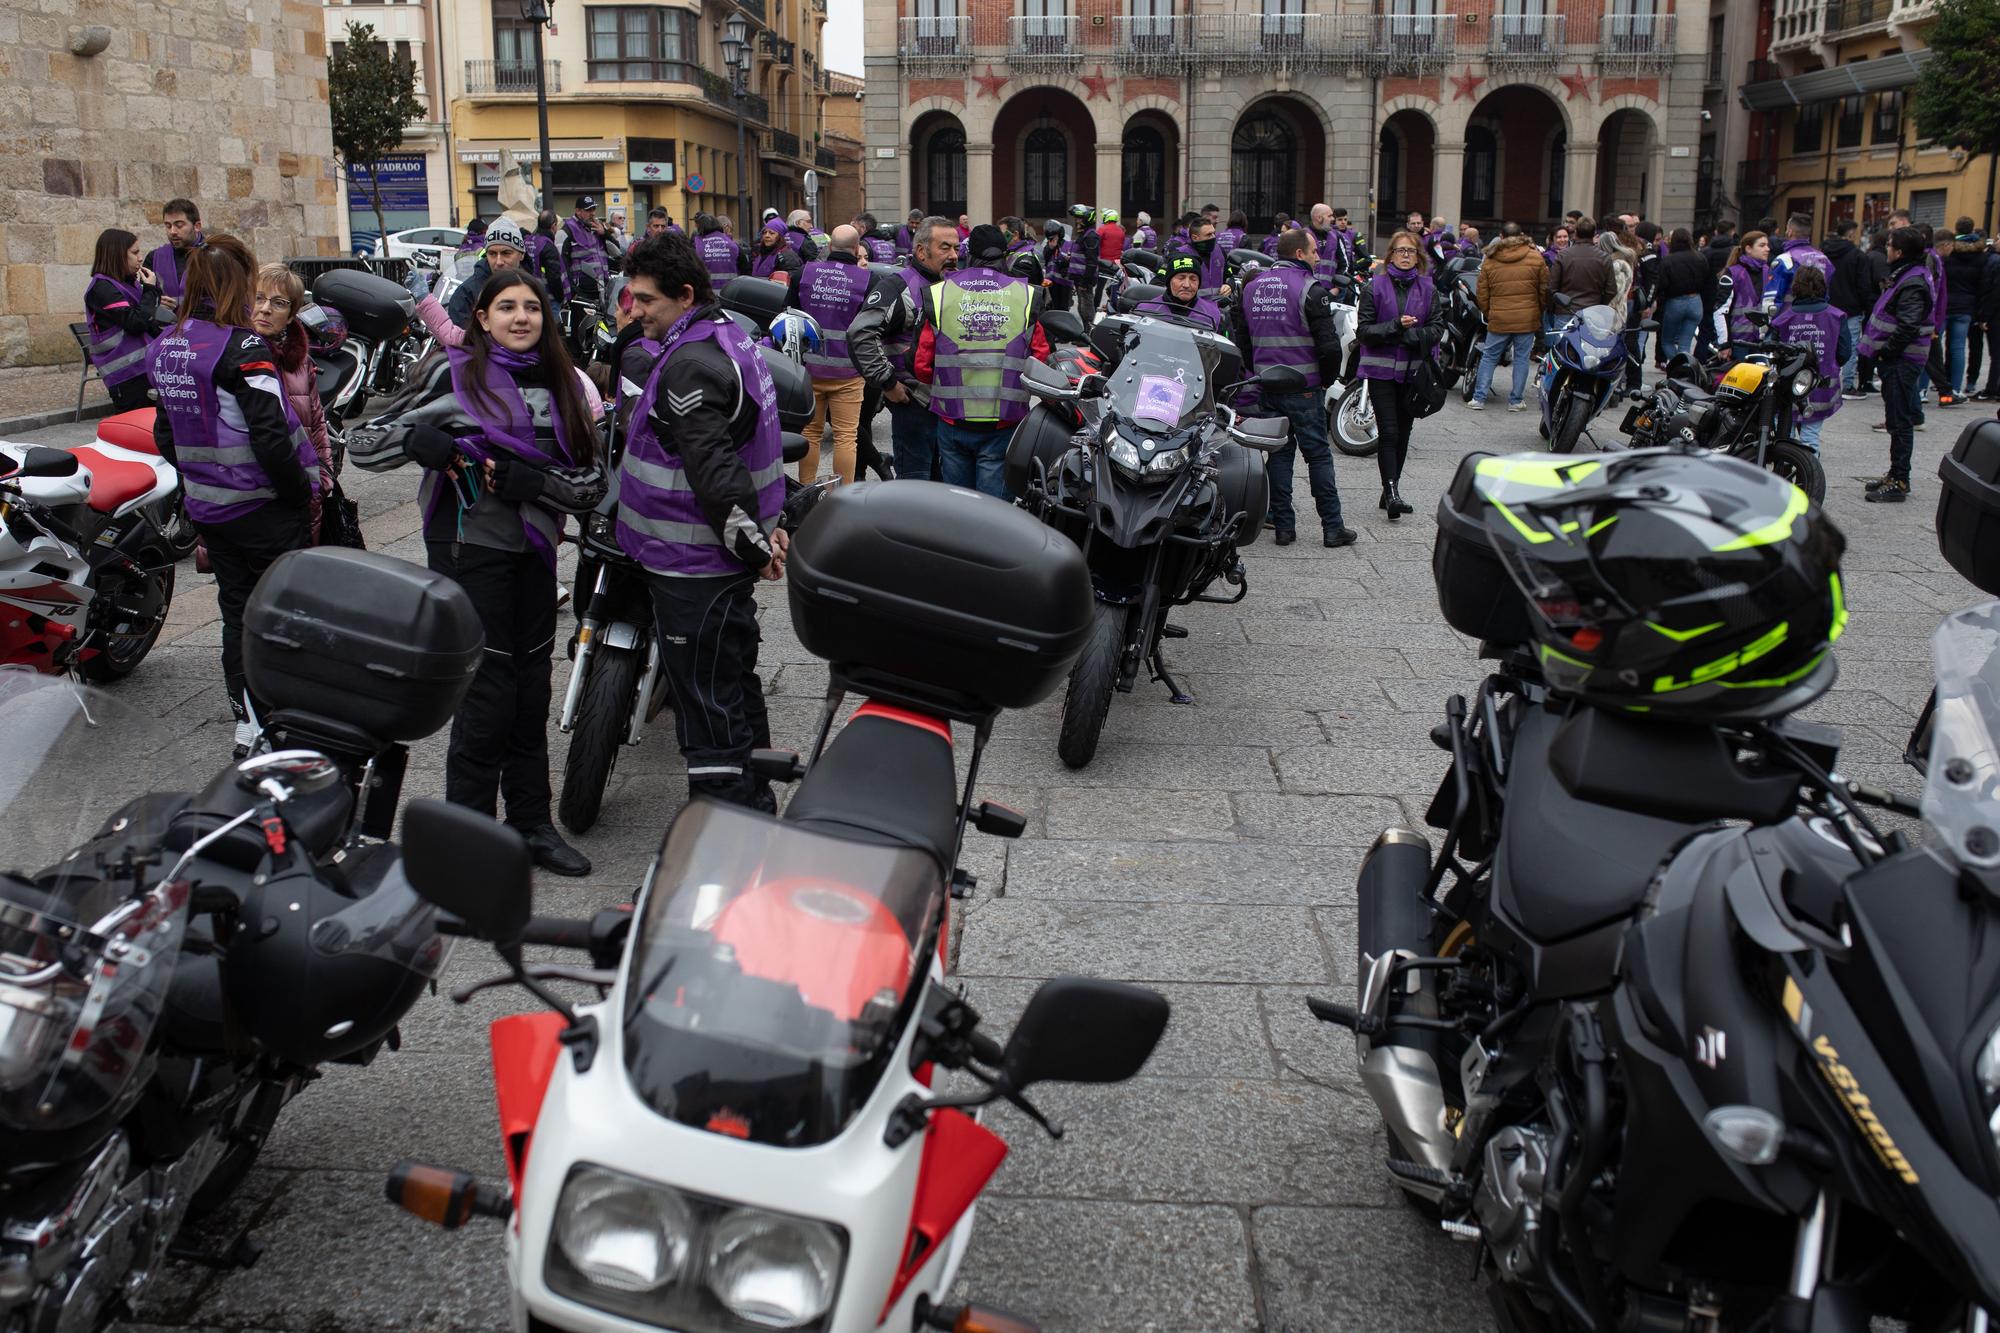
[1799,419,1823,453]
[936,418,1013,499]
[1263,390,1345,534]
[1658,294,1702,363]
[1472,331,1536,405]
[1841,314,1863,389]
[1948,313,1973,394]
[888,397,939,481]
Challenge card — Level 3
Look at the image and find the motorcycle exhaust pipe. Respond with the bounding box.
[1356,826,1435,967]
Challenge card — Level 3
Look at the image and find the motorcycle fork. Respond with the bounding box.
[559,565,613,733]
[625,631,662,747]
[1118,549,1167,694]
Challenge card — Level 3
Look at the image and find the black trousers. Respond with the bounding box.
[648,572,774,812]
[427,542,557,828]
[1047,284,1074,313]
[1367,377,1418,487]
[107,377,152,411]
[201,502,309,719]
[856,382,887,480]
[1983,323,2000,396]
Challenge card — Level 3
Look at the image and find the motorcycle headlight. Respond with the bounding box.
[1791,376,1810,397]
[1580,351,1603,370]
[704,1209,843,1329]
[1107,438,1143,476]
[552,1166,695,1294]
[1144,445,1189,474]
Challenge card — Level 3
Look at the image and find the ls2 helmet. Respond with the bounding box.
[1473,448,1847,721]
[768,311,824,366]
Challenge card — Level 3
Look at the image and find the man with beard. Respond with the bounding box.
[150,197,204,307]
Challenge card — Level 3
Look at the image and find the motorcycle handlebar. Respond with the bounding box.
[519,915,597,950]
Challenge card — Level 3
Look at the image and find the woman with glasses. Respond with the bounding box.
[1356,231,1445,522]
[251,264,336,542]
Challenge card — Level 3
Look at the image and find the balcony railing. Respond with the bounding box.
[898,15,970,72]
[1006,15,1080,66]
[1189,13,1364,70]
[762,127,802,159]
[1111,14,1192,71]
[733,0,767,23]
[698,67,769,122]
[815,146,837,170]
[1825,0,1890,30]
[1596,6,1676,69]
[1487,13,1566,66]
[1362,13,1459,73]
[463,58,561,95]
[586,59,697,84]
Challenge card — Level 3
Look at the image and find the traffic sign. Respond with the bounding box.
[686,173,705,194]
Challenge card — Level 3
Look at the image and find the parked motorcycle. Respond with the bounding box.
[0,550,477,1329]
[1323,447,2000,1331]
[1011,305,1290,768]
[307,268,421,472]
[0,435,177,681]
[93,409,198,560]
[1435,254,1488,404]
[386,480,1170,1333]
[1538,300,1651,454]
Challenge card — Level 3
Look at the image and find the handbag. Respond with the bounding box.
[1408,347,1451,419]
[316,476,367,549]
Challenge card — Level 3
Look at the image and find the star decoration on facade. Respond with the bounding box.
[1449,70,1485,101]
[1080,66,1112,101]
[972,65,1009,98]
[1560,67,1595,100]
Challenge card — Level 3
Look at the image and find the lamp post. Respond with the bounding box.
[721,12,751,236]
[522,0,555,212]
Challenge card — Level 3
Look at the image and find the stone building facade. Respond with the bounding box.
[0,0,340,369]
[862,0,1709,241]
[822,68,871,227]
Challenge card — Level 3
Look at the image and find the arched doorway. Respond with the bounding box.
[1122,112,1178,222]
[1378,109,1435,239]
[1595,108,1656,221]
[910,111,967,219]
[1461,85,1567,233]
[1231,97,1325,233]
[993,88,1097,224]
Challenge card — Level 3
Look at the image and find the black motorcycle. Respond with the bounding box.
[307,267,422,473]
[1012,304,1292,768]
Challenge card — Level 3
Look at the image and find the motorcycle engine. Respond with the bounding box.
[1473,1125,1552,1280]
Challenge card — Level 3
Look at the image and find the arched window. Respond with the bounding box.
[1464,123,1497,219]
[1231,111,1296,233]
[1548,129,1567,221]
[1023,126,1068,218]
[1122,124,1166,221]
[1378,125,1402,219]
[924,126,967,218]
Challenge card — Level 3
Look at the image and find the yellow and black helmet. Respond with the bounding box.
[1473,449,1848,720]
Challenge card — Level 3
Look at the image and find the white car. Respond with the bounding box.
[373,226,467,265]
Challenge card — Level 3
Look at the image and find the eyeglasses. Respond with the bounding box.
[1390,247,1419,256]
[254,294,293,311]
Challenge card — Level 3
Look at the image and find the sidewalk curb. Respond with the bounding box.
[0,402,113,436]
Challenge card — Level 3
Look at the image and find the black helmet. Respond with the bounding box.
[1044,218,1065,239]
[1069,204,1095,222]
[1475,449,1847,721]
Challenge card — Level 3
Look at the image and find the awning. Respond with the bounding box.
[1738,49,1932,111]
[456,142,622,163]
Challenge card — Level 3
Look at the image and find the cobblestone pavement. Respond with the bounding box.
[8,378,1977,1333]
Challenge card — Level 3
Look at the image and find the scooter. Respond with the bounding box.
[387,481,1171,1333]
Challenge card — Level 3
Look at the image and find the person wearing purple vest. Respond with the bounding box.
[619,232,790,811]
[1043,220,1076,311]
[1769,266,1850,454]
[1331,208,1369,277]
[786,224,873,484]
[528,211,568,302]
[148,197,203,306]
[895,208,924,254]
[1217,209,1248,256]
[850,215,957,482]
[146,238,317,752]
[349,268,607,871]
[1227,229,1354,547]
[749,217,802,286]
[84,229,167,409]
[1118,252,1226,349]
[1859,226,1938,504]
[1133,213,1158,251]
[560,196,614,304]
[1723,231,1772,348]
[691,212,747,291]
[854,212,898,264]
[1763,214,1833,310]
[1356,230,1447,527]
[1187,217,1230,303]
[456,219,489,255]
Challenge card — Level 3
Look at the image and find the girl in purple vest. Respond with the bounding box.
[84,228,168,409]
[1769,265,1850,453]
[1722,230,1771,350]
[145,239,318,752]
[349,270,607,875]
[1357,230,1446,521]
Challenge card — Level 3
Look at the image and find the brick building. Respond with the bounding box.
[1,0,339,370]
[861,0,1709,241]
[822,69,870,226]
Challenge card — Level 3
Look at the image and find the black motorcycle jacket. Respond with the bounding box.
[847,260,944,402]
[643,303,779,572]
[1226,258,1345,386]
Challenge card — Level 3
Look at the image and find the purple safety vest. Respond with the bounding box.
[148,242,190,300]
[1726,258,1767,341]
[883,264,934,370]
[797,260,870,380]
[1195,244,1228,300]
[1133,296,1225,329]
[1857,263,1935,366]
[1359,270,1436,383]
[1134,226,1157,250]
[1216,228,1245,255]
[785,225,813,257]
[147,321,317,524]
[1050,238,1075,289]
[1770,302,1844,424]
[864,235,898,264]
[1782,239,1832,281]
[751,239,792,280]
[85,274,152,388]
[696,231,741,285]
[526,233,566,301]
[563,216,610,284]
[1242,265,1324,391]
[616,310,785,576]
[1066,229,1097,284]
[926,267,1036,426]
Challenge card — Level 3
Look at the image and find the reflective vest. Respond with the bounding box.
[927,269,1035,426]
[85,274,152,388]
[1241,265,1324,391]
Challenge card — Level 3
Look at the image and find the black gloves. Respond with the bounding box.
[488,458,546,503]
[405,423,457,471]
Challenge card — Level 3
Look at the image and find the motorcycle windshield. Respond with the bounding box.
[1106,322,1216,432]
[621,801,945,1148]
[1923,600,2000,869]
[1568,304,1621,350]
[0,674,193,1133]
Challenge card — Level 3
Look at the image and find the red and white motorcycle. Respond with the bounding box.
[0,431,178,679]
[385,480,1170,1333]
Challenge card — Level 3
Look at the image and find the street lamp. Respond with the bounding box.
[722,11,751,237]
[522,0,554,212]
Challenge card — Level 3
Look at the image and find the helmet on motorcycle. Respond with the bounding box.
[1475,448,1847,722]
[297,302,348,354]
[1044,219,1065,239]
[768,311,824,366]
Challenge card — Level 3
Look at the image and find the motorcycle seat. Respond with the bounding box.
[95,408,160,454]
[66,445,160,514]
[784,706,960,872]
[169,764,355,866]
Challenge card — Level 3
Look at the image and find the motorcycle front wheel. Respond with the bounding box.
[1057,602,1128,770]
[1333,388,1381,456]
[559,644,641,834]
[1759,441,1827,505]
[1551,390,1591,454]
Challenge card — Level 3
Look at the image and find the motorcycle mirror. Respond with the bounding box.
[1001,976,1170,1089]
[1256,364,1309,396]
[1022,359,1080,402]
[400,798,533,945]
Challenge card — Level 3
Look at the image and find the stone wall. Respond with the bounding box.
[0,0,340,368]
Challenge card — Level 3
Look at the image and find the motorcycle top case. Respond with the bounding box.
[788,480,1093,711]
[243,548,484,743]
[308,267,416,344]
[759,345,814,430]
[719,274,790,331]
[1937,415,2000,595]
[1433,451,1535,645]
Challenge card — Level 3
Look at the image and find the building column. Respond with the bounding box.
[1565,139,1601,217]
[1433,141,1466,227]
[1096,142,1124,217]
[966,142,995,225]
[1647,141,1669,223]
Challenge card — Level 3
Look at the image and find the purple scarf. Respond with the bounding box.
[437,343,579,564]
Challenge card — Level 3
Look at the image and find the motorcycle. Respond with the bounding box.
[0,435,177,681]
[92,409,198,560]
[1621,314,1829,503]
[306,268,422,472]
[0,547,475,1329]
[385,480,1171,1333]
[1323,448,2000,1331]
[1435,255,1489,404]
[1011,304,1291,768]
[1537,299,1652,454]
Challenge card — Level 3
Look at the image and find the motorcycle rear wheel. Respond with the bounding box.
[1458,347,1482,404]
[1333,388,1381,456]
[77,545,174,683]
[1057,602,1128,770]
[1760,441,1827,505]
[559,644,641,834]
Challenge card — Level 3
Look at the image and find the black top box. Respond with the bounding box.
[1434,451,1534,646]
[1938,416,2000,596]
[309,267,416,344]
